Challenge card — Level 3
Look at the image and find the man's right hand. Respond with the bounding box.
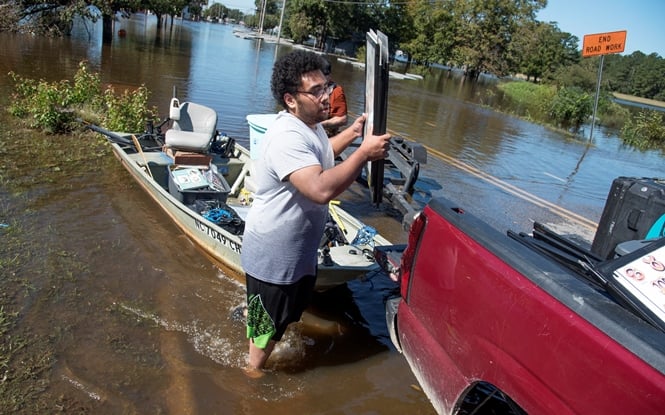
[361,123,391,162]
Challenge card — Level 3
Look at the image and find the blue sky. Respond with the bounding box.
[219,0,665,57]
[538,0,665,57]
[219,0,256,14]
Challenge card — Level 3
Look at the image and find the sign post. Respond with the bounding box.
[582,30,627,141]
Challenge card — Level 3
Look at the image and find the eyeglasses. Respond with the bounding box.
[296,84,334,100]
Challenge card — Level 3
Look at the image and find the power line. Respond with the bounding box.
[318,0,411,4]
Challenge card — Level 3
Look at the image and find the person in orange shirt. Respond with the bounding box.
[320,60,348,136]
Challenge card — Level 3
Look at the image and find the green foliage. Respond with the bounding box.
[203,2,244,21]
[287,11,311,43]
[401,0,455,66]
[145,0,189,21]
[513,20,580,82]
[621,110,665,149]
[8,61,157,134]
[497,81,555,122]
[70,62,103,105]
[605,52,665,101]
[7,74,37,119]
[355,45,366,64]
[498,81,598,133]
[548,87,593,131]
[284,0,329,46]
[102,86,155,132]
[547,58,599,90]
[594,92,631,129]
[8,73,80,134]
[4,0,102,35]
[243,0,280,31]
[421,0,547,78]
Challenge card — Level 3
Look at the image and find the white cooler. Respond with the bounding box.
[246,114,278,159]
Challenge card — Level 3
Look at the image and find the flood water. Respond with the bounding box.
[0,14,663,414]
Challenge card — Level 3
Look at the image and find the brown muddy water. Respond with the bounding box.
[1,13,664,415]
[0,121,429,414]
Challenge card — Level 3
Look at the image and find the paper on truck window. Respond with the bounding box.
[613,244,665,324]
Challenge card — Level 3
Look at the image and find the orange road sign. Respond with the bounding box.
[583,30,627,57]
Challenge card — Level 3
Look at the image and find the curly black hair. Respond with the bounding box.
[271,50,326,109]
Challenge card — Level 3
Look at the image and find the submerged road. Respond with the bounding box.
[422,143,598,232]
[376,122,602,247]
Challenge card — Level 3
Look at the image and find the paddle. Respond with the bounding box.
[79,120,134,146]
[328,200,347,235]
[131,134,154,179]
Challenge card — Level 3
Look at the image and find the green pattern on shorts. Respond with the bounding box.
[246,294,276,349]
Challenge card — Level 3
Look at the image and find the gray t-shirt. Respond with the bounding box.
[241,111,335,284]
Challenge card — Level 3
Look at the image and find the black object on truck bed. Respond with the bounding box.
[591,177,665,260]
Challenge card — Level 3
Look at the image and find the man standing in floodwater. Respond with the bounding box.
[240,50,391,375]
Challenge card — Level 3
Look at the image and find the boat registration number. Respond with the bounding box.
[195,220,241,254]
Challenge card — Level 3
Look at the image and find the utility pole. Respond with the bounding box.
[276,0,286,44]
[258,0,267,36]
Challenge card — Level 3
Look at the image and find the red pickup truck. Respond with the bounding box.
[375,196,665,414]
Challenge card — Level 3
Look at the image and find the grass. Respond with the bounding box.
[0,113,112,413]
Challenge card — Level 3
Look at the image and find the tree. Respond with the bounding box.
[605,52,665,101]
[2,0,104,36]
[400,0,455,66]
[283,0,378,51]
[247,0,279,32]
[284,0,326,46]
[0,0,199,38]
[0,0,141,40]
[203,3,237,21]
[144,0,188,29]
[548,56,600,91]
[448,0,546,79]
[102,0,145,40]
[377,2,413,55]
[287,10,312,43]
[0,2,31,33]
[513,21,579,82]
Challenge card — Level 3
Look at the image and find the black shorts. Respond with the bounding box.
[245,274,316,348]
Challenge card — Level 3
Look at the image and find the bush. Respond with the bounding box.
[8,75,75,133]
[621,110,665,150]
[102,86,154,132]
[598,98,631,130]
[548,87,593,132]
[8,61,157,133]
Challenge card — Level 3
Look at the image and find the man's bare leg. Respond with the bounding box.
[245,339,276,377]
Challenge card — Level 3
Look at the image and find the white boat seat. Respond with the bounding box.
[165,101,218,152]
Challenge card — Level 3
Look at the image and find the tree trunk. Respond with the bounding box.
[102,14,114,43]
[465,68,480,82]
